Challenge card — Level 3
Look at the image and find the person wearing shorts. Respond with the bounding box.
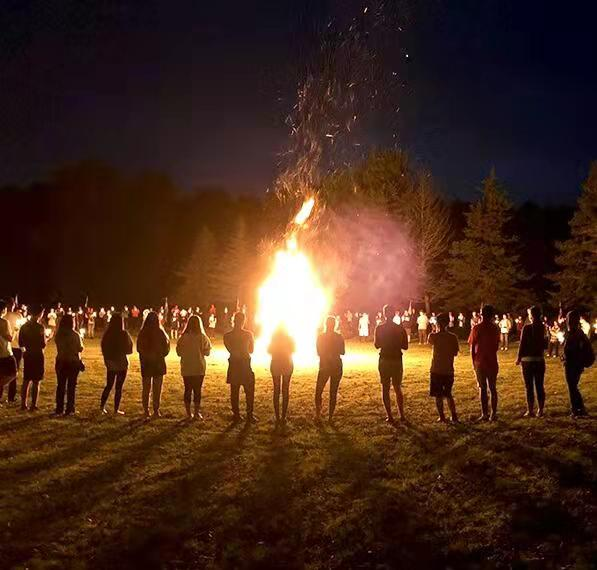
[428,313,459,423]
[374,304,409,423]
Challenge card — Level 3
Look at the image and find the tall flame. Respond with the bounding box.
[255,197,331,364]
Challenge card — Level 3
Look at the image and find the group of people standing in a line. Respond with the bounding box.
[0,299,593,423]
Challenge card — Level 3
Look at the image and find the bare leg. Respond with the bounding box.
[435,397,445,421]
[447,396,458,421]
[382,382,393,422]
[394,380,405,420]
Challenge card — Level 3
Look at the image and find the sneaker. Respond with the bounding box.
[436,416,447,423]
[194,412,204,421]
[114,410,125,416]
[523,410,535,418]
[489,413,498,422]
[101,408,109,415]
[385,416,395,424]
[536,409,544,418]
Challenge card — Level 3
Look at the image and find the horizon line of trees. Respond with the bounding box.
[2,155,594,314]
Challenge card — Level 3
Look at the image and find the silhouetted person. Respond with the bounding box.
[417,310,429,344]
[54,314,84,416]
[516,306,548,417]
[100,313,133,415]
[137,311,170,418]
[18,305,47,411]
[374,304,409,423]
[562,310,594,417]
[223,312,256,423]
[468,304,500,421]
[268,324,295,424]
[315,316,345,421]
[0,300,18,401]
[428,313,459,423]
[176,315,211,420]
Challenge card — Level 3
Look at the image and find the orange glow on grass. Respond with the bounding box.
[255,197,331,365]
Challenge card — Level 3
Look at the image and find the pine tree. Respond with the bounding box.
[443,170,527,310]
[552,162,597,308]
[175,226,217,306]
[212,217,250,305]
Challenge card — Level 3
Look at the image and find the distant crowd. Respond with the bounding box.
[0,297,594,426]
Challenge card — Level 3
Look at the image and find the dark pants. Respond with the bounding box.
[315,369,342,417]
[564,365,585,415]
[521,361,545,411]
[0,348,22,402]
[475,368,498,417]
[230,381,254,417]
[55,362,80,414]
[183,375,204,405]
[101,369,127,411]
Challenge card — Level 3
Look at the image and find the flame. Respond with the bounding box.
[255,198,331,365]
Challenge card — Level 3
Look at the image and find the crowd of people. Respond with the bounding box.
[0,297,594,425]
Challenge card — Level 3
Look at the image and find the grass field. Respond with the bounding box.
[0,338,595,569]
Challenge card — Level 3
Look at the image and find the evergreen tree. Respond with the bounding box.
[175,226,217,306]
[212,217,250,305]
[552,162,597,308]
[443,170,527,310]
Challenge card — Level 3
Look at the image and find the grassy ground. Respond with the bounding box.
[0,338,595,569]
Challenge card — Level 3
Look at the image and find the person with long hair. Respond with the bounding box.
[268,324,295,425]
[516,306,549,417]
[100,313,133,415]
[54,314,84,416]
[562,310,594,418]
[315,316,345,422]
[176,315,211,420]
[223,312,256,423]
[137,311,170,418]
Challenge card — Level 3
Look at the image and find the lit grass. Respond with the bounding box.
[0,340,595,568]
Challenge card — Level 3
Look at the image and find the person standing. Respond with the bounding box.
[548,321,561,358]
[268,324,295,425]
[417,311,429,344]
[562,310,594,418]
[374,304,409,424]
[2,298,23,403]
[47,308,58,335]
[428,313,459,423]
[176,315,211,420]
[87,308,96,339]
[223,312,256,423]
[0,300,17,403]
[315,316,345,422]
[499,314,511,351]
[100,313,133,415]
[137,311,170,418]
[358,312,370,342]
[208,313,217,338]
[18,305,47,411]
[468,305,500,421]
[516,306,548,417]
[54,314,84,416]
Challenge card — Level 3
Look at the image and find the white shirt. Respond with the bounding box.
[417,315,429,330]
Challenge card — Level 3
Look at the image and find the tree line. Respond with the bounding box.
[2,155,594,312]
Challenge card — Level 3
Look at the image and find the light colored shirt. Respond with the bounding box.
[176,332,211,376]
[0,318,13,358]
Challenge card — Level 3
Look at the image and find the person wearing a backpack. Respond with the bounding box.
[562,310,594,418]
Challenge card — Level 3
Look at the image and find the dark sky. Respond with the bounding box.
[1,0,596,203]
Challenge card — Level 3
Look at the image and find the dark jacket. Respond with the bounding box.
[517,323,548,360]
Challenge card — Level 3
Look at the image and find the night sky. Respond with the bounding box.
[1,0,596,203]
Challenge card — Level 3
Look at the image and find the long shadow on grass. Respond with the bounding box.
[89,420,258,569]
[0,421,188,569]
[314,424,452,569]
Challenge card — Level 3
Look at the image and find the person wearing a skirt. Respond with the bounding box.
[54,314,84,416]
[268,325,295,424]
[18,305,47,411]
[137,311,170,418]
